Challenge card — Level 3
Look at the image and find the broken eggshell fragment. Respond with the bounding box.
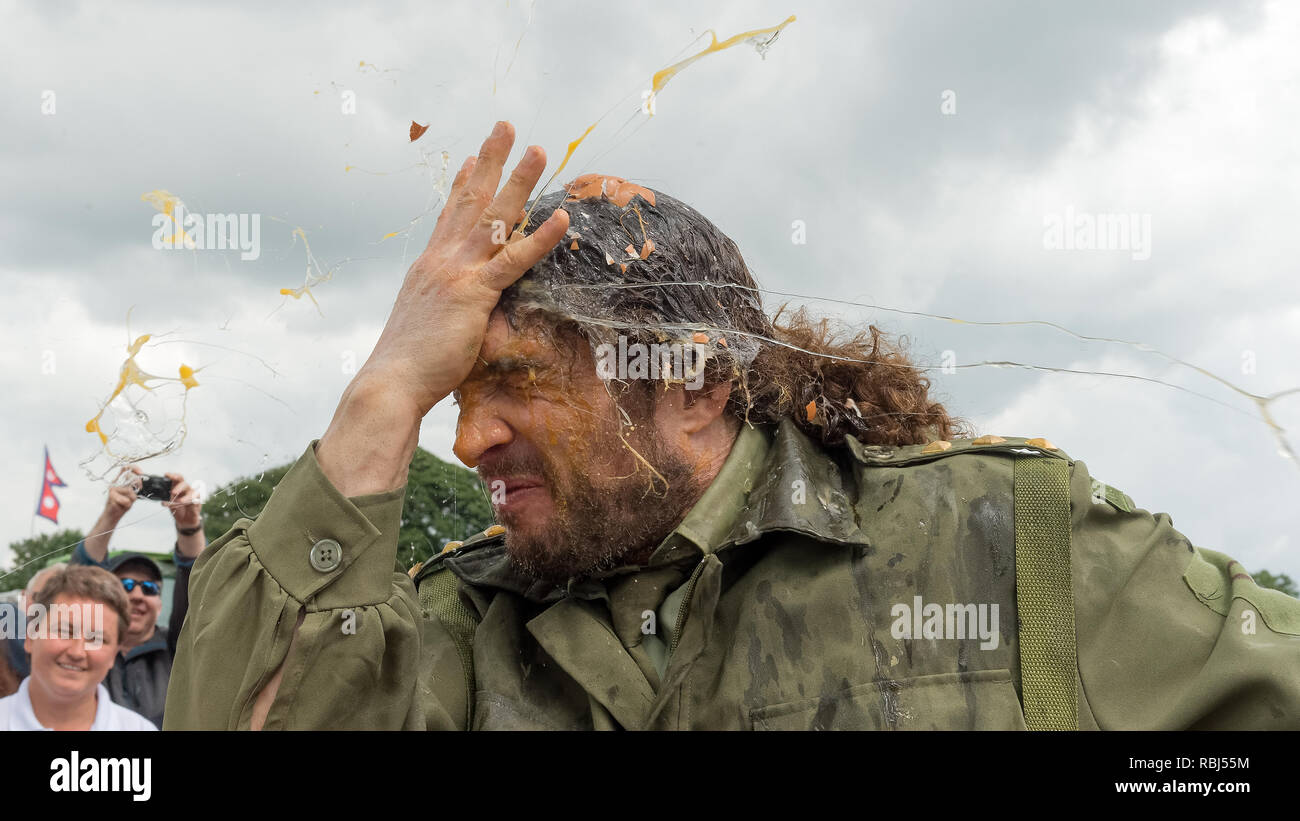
[563,174,657,208]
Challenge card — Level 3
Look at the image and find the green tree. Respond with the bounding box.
[200,463,292,541]
[1,529,84,593]
[201,447,494,572]
[396,446,495,568]
[1252,569,1299,598]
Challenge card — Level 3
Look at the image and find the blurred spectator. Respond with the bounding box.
[70,467,207,727]
[0,647,15,698]
[0,565,155,730]
[1,562,67,694]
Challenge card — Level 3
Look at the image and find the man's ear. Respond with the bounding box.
[657,381,733,436]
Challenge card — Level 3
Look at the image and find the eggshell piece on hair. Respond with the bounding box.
[563,174,657,207]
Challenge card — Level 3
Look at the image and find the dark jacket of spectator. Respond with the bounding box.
[0,606,21,698]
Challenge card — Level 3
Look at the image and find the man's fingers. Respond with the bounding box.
[427,155,477,250]
[113,466,143,495]
[467,121,516,197]
[471,145,547,253]
[442,122,516,240]
[108,485,136,511]
[478,208,569,293]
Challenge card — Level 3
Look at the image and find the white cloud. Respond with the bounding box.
[2,1,1297,583]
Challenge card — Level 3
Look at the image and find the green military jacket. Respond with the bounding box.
[165,420,1300,730]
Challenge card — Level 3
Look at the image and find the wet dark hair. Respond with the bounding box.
[504,184,965,447]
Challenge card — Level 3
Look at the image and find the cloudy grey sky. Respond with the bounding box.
[2,0,1297,582]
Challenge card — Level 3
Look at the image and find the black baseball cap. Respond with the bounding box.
[105,552,164,582]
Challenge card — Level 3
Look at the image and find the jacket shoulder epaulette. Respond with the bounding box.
[411,525,507,584]
[845,434,1073,467]
[844,434,1142,513]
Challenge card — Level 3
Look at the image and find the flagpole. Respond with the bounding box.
[31,446,43,538]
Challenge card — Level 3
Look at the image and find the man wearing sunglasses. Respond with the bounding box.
[68,467,208,728]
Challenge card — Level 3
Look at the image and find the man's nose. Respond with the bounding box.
[452,395,514,469]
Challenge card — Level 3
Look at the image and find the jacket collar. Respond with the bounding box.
[650,418,870,566]
[446,418,870,602]
[119,627,167,662]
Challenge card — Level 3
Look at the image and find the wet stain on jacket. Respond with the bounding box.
[744,621,780,705]
[870,636,902,728]
[875,475,904,512]
[968,494,1013,578]
[810,676,854,730]
[755,579,807,660]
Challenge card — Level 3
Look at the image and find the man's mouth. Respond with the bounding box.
[483,474,546,495]
[500,478,544,494]
[56,661,87,672]
[484,475,550,517]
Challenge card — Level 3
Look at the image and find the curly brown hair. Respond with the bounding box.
[738,305,967,446]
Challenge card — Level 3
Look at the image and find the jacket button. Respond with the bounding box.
[309,539,343,572]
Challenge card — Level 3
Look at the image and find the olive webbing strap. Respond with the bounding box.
[419,568,477,729]
[1013,456,1079,731]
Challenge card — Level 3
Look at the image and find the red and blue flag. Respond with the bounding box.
[35,446,67,524]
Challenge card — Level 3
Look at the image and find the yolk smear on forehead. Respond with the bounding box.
[459,330,610,419]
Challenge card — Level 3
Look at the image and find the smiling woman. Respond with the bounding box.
[0,565,154,731]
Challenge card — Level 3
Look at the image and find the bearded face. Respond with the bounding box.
[452,312,705,584]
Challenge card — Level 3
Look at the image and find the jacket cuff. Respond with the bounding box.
[70,540,108,569]
[173,541,196,569]
[246,439,406,607]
